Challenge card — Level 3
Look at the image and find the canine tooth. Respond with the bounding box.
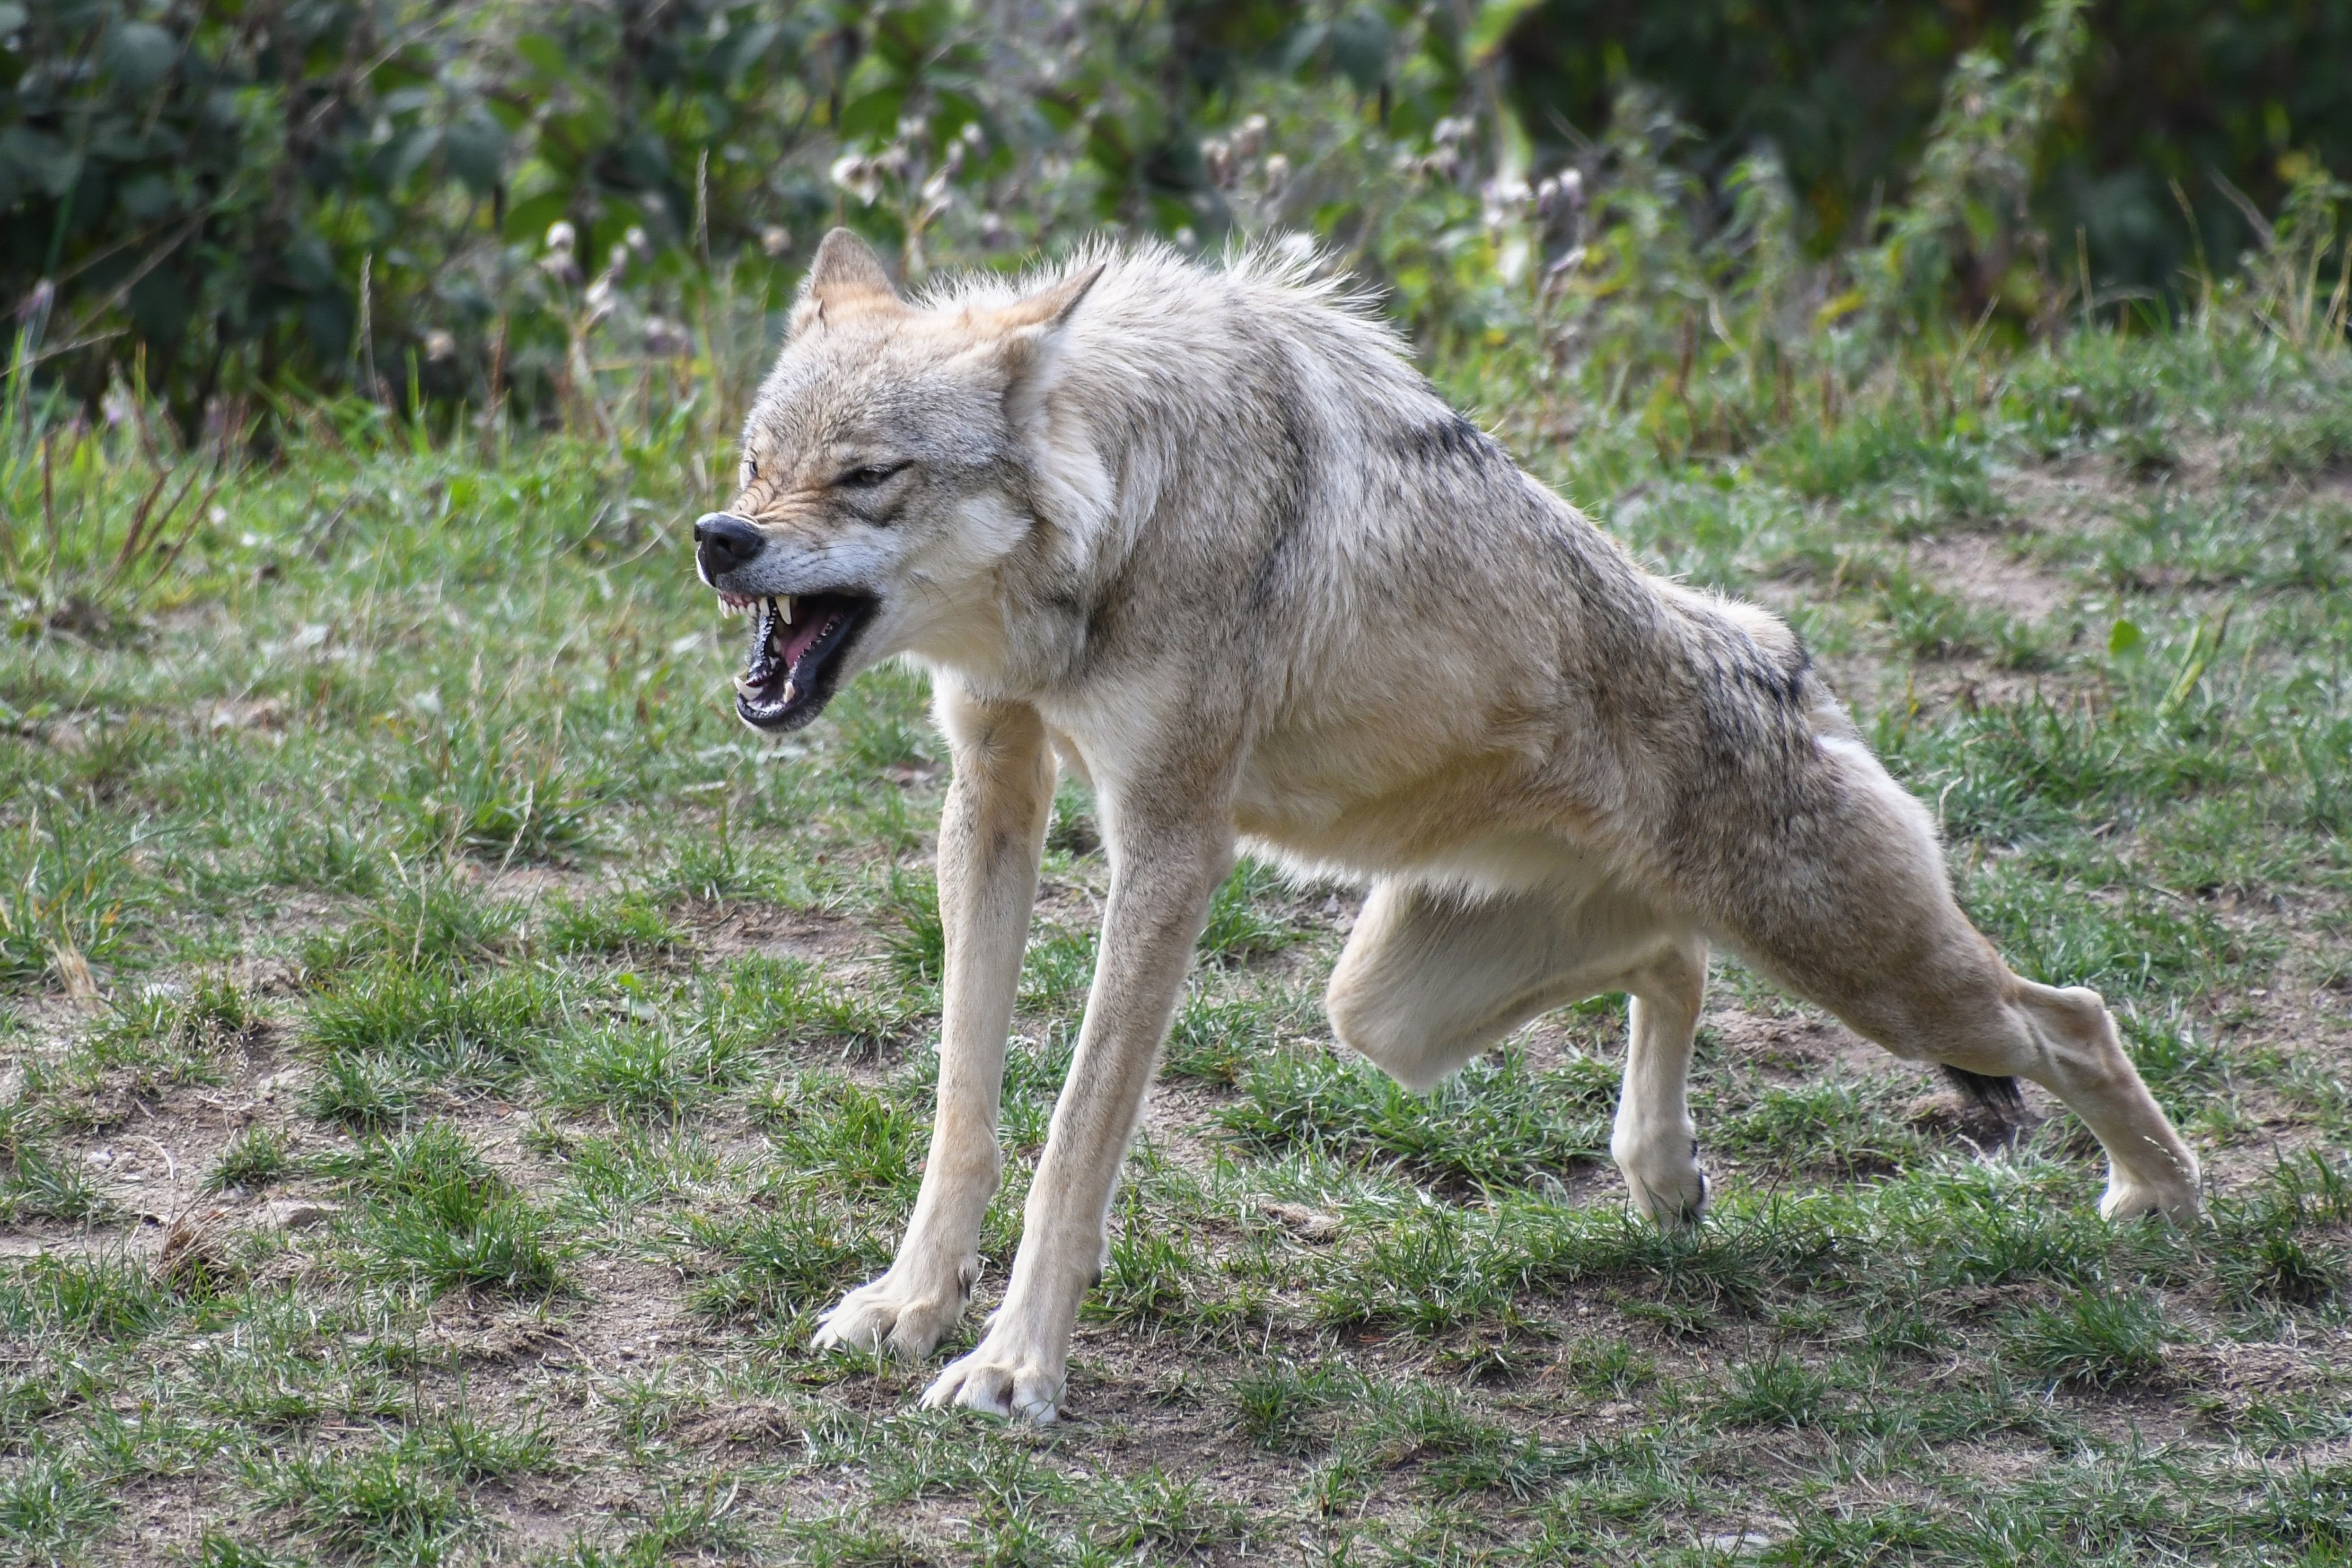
[781,596,793,623]
[781,680,797,702]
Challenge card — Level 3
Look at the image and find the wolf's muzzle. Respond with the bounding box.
[694,513,766,582]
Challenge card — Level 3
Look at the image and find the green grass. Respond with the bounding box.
[0,308,2349,1565]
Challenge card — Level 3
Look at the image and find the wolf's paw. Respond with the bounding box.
[812,1271,968,1362]
[2098,1175,2200,1224]
[921,1338,1063,1424]
[1615,1139,1709,1226]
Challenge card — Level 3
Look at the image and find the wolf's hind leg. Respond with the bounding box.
[1327,880,1711,1220]
[1326,880,1668,1092]
[1737,752,2201,1221]
[1879,969,2202,1220]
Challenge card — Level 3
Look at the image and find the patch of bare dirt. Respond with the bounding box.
[1910,528,2075,623]
[680,902,876,964]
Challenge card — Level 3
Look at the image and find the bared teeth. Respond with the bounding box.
[781,596,793,624]
[781,679,796,703]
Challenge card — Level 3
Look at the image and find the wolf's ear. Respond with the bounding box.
[807,227,896,301]
[984,263,1106,333]
[791,228,900,332]
[974,263,1106,395]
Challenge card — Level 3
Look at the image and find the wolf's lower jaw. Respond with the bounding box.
[728,590,873,730]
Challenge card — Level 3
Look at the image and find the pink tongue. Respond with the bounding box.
[779,614,832,669]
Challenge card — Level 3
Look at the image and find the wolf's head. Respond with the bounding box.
[695,228,1102,733]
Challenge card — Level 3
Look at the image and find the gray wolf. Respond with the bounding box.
[690,227,2201,1423]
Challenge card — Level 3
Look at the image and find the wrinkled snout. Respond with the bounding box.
[694,513,765,585]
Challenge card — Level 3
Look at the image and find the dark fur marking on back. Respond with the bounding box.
[1247,363,1316,610]
[1734,645,1810,709]
[1390,414,1498,467]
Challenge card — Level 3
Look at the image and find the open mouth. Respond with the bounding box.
[718,590,874,732]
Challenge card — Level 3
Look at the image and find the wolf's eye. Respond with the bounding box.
[836,462,905,490]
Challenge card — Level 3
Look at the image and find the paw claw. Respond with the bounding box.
[922,1342,1062,1425]
[812,1272,967,1362]
[1616,1141,1709,1226]
[2099,1180,2200,1224]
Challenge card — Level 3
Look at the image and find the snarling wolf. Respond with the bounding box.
[691,228,2201,1423]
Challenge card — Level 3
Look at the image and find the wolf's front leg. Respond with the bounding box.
[923,815,1232,1422]
[814,695,1053,1361]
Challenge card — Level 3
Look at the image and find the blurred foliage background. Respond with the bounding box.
[0,0,2345,439]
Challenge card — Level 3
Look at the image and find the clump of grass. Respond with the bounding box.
[1369,1390,1570,1501]
[878,867,944,988]
[305,1050,421,1130]
[1046,779,1100,858]
[534,1022,756,1119]
[0,1451,115,1562]
[0,805,149,991]
[757,1075,923,1197]
[203,1125,296,1193]
[415,1410,555,1481]
[301,881,523,977]
[836,673,935,774]
[0,1109,107,1222]
[543,894,684,958]
[0,1252,172,1340]
[1162,992,1286,1086]
[2004,1287,2175,1387]
[1876,567,1986,658]
[1224,1045,1614,1189]
[1712,1354,1830,1428]
[193,1531,306,1568]
[1018,926,1096,1010]
[1231,1358,1365,1454]
[1084,1210,1201,1331]
[685,1200,894,1323]
[305,964,562,1093]
[616,1478,756,1562]
[693,955,901,1060]
[1087,1468,1248,1554]
[2211,1156,2352,1307]
[387,716,608,863]
[2217,1225,2347,1309]
[1560,1337,1654,1398]
[332,1123,569,1298]
[651,825,815,906]
[1314,1202,1518,1336]
[2248,1459,2352,1552]
[262,821,386,895]
[1714,1078,1925,1176]
[1199,858,1298,964]
[69,976,259,1091]
[248,1442,471,1560]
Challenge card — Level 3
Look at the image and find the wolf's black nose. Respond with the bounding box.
[694,513,766,577]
